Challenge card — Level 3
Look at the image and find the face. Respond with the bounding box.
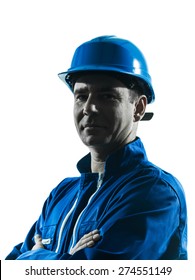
[73,73,140,153]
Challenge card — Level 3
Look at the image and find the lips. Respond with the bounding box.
[82,123,105,130]
[85,124,101,128]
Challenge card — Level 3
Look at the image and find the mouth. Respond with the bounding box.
[85,124,101,128]
[82,123,106,130]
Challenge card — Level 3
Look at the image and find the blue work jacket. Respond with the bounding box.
[6,138,187,260]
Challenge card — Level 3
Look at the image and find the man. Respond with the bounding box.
[6,35,187,260]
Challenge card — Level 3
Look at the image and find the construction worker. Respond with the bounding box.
[6,36,187,260]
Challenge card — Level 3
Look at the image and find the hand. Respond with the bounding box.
[69,229,101,255]
[31,234,45,250]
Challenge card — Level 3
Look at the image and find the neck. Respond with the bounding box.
[91,159,105,173]
[89,131,137,173]
[89,149,105,173]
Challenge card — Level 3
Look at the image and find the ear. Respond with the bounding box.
[133,95,147,122]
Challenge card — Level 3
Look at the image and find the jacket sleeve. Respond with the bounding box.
[5,226,71,260]
[5,182,75,260]
[5,222,37,260]
[5,189,65,260]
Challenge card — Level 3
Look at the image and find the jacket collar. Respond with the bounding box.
[77,137,148,175]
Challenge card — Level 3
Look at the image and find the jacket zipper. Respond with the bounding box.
[55,197,79,253]
[68,173,104,253]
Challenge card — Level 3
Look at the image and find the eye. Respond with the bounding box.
[101,93,118,100]
[74,94,88,102]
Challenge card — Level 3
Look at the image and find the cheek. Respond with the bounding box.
[73,107,81,133]
[73,104,82,120]
[114,103,134,122]
[115,106,135,131]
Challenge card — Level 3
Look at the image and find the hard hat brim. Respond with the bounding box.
[58,68,155,104]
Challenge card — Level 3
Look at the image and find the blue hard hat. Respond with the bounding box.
[58,35,155,104]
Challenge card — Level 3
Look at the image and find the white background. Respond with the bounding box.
[0,0,194,261]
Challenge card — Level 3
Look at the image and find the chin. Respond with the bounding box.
[82,136,108,148]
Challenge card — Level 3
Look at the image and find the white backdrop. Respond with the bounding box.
[0,0,194,261]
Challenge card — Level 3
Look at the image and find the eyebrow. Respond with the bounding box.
[74,87,88,94]
[74,85,121,94]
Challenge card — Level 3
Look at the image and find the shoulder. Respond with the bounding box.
[49,176,80,198]
[137,161,186,206]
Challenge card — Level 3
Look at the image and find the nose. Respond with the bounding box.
[83,95,99,115]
